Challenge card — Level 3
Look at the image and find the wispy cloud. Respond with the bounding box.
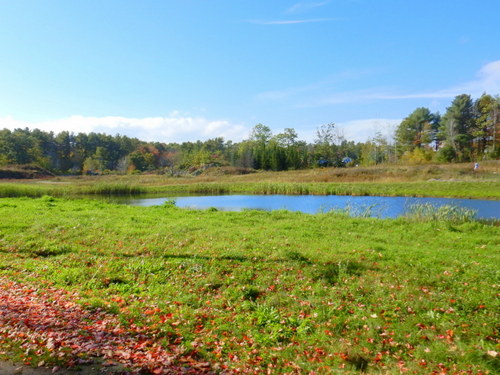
[339,61,500,103]
[249,17,339,25]
[267,60,500,107]
[286,1,330,14]
[249,1,337,26]
[0,114,249,143]
[256,82,325,101]
[256,69,375,101]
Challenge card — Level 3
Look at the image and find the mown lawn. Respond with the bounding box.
[0,197,498,373]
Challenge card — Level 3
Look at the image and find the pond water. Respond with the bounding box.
[118,194,500,219]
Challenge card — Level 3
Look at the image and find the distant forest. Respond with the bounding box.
[1,93,498,175]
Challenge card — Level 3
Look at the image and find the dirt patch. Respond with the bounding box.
[0,361,54,374]
[0,360,127,374]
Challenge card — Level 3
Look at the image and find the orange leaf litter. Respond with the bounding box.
[0,277,213,374]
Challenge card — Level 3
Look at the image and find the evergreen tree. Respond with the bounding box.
[438,94,476,161]
[474,94,500,158]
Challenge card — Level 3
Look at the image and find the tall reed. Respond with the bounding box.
[0,184,59,198]
[404,203,478,223]
[76,183,147,195]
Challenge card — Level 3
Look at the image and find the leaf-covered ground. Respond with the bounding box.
[0,276,212,374]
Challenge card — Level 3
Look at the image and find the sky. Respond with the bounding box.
[1,0,500,144]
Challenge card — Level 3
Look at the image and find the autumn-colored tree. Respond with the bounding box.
[395,107,439,155]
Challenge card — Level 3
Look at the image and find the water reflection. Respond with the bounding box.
[118,194,500,219]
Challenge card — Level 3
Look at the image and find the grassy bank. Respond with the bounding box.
[1,161,499,199]
[140,180,500,199]
[0,179,498,200]
[0,197,498,373]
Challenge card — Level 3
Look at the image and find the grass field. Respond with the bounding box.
[0,196,498,373]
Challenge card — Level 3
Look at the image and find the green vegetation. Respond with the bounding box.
[0,197,498,373]
[1,93,499,176]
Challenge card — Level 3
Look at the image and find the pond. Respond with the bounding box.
[117,194,500,219]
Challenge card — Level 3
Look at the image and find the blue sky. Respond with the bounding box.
[1,0,499,143]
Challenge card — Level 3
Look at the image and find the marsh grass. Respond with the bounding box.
[405,203,478,223]
[2,161,499,199]
[0,182,146,197]
[137,180,499,199]
[80,160,499,185]
[0,183,57,197]
[77,183,147,195]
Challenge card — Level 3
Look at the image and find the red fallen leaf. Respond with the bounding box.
[115,350,131,360]
[152,367,164,374]
[0,276,211,374]
[314,348,325,355]
[111,297,125,304]
[144,307,161,315]
[159,313,173,323]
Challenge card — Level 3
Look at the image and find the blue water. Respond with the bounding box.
[123,194,500,219]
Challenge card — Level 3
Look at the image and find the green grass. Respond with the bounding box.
[0,197,498,373]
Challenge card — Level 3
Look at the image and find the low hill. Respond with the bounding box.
[0,165,55,179]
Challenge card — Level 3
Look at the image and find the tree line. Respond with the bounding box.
[0,93,498,174]
[395,93,499,163]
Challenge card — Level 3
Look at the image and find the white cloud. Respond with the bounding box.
[1,114,402,144]
[0,115,249,143]
[337,118,400,143]
[286,1,330,14]
[296,118,400,144]
[446,60,500,96]
[249,18,338,25]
